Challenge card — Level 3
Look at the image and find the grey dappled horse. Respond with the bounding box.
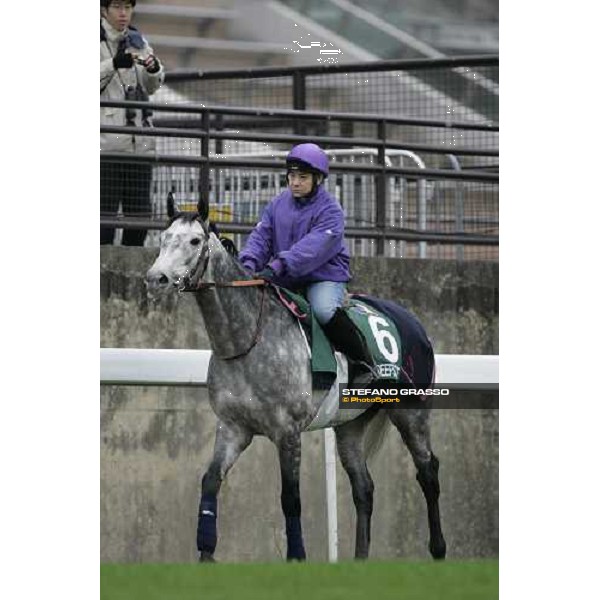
[145,199,446,562]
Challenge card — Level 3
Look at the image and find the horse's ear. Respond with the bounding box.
[167,192,176,218]
[197,196,209,222]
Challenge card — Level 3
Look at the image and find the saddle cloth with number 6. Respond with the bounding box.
[273,286,415,386]
[345,297,402,381]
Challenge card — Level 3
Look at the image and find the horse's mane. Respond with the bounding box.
[209,221,238,258]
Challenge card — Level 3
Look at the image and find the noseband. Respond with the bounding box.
[176,218,211,293]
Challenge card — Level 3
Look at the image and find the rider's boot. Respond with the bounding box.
[321,308,378,387]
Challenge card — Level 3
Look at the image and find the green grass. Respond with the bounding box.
[101,560,498,600]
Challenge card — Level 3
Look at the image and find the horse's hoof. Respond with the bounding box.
[430,539,446,560]
[286,554,306,562]
[199,552,217,563]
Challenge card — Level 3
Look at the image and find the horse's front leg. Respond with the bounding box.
[197,420,253,562]
[276,432,306,561]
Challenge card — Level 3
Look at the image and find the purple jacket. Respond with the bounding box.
[239,186,351,288]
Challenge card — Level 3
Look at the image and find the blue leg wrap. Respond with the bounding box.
[285,516,306,560]
[197,494,218,554]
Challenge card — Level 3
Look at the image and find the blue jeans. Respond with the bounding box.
[306,281,347,325]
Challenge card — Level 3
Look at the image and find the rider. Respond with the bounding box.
[239,142,375,382]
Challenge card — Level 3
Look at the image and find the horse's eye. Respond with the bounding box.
[190,238,201,246]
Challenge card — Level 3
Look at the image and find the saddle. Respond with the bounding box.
[272,286,337,389]
[273,287,431,390]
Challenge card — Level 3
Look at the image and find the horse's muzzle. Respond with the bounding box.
[145,270,173,298]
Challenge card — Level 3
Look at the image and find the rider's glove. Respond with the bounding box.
[241,259,257,275]
[257,259,285,282]
[256,266,276,282]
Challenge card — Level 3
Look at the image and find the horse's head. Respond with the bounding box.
[146,195,211,299]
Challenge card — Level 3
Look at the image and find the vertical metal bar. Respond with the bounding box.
[417,177,427,259]
[446,154,464,260]
[214,113,224,206]
[293,71,306,136]
[292,71,306,110]
[324,427,338,563]
[214,114,224,155]
[201,110,210,205]
[398,157,406,257]
[375,120,387,256]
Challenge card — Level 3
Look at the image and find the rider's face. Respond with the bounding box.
[287,171,316,197]
[102,1,134,32]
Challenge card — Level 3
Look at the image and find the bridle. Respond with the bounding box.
[175,217,269,361]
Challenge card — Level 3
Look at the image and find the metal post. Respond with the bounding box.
[398,156,406,257]
[201,110,210,204]
[214,113,224,206]
[215,114,224,154]
[446,154,464,260]
[293,71,306,136]
[417,177,428,258]
[375,120,387,255]
[323,427,338,562]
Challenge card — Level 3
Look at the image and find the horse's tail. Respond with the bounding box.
[364,408,392,461]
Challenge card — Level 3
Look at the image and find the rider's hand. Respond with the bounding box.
[256,266,276,282]
[241,259,256,275]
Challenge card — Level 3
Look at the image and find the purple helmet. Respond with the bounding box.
[101,0,137,6]
[286,143,329,177]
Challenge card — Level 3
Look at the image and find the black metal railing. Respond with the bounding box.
[101,97,498,260]
[162,54,498,132]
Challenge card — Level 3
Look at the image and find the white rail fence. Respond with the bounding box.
[100,349,498,562]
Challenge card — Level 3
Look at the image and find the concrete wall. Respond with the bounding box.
[101,247,498,563]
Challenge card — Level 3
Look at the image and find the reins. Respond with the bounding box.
[189,279,268,290]
[180,279,269,361]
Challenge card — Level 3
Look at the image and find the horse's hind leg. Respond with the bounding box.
[388,408,446,560]
[197,420,253,562]
[334,410,379,559]
[276,432,306,561]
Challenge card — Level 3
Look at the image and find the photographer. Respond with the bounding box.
[100,0,164,246]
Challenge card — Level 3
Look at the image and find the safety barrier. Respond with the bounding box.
[100,348,498,561]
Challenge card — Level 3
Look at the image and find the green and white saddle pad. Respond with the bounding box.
[345,298,403,381]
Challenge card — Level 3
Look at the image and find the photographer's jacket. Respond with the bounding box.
[100,18,164,154]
